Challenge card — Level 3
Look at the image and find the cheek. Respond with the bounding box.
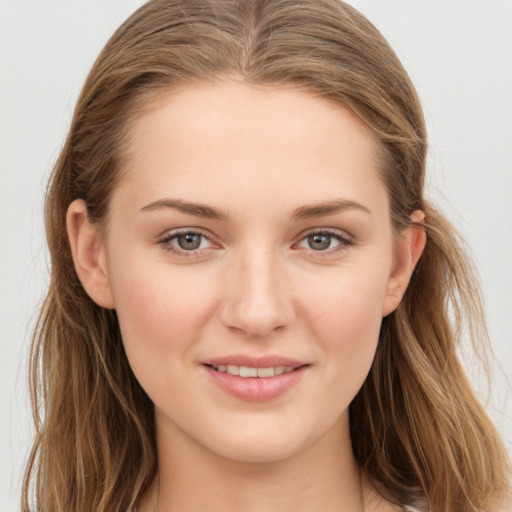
[298,261,390,384]
[303,261,388,336]
[108,254,218,381]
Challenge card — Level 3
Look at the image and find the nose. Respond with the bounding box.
[219,246,295,339]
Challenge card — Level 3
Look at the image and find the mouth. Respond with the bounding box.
[202,358,309,402]
[204,364,304,378]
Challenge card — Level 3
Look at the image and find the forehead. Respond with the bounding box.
[126,80,377,157]
[114,80,386,219]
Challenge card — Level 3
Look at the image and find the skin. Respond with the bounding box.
[67,80,425,511]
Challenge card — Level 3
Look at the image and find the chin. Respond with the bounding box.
[211,436,307,465]
[196,416,335,465]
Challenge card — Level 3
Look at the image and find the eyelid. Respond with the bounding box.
[157,227,221,255]
[156,226,353,257]
[292,227,354,255]
[295,226,353,242]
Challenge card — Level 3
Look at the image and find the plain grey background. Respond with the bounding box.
[1,1,511,510]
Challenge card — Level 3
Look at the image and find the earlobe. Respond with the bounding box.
[382,211,426,317]
[66,199,115,309]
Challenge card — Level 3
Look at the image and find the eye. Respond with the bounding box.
[174,232,205,251]
[305,233,337,251]
[158,229,215,254]
[295,229,352,253]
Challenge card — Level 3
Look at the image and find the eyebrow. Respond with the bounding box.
[140,197,371,221]
[291,199,371,220]
[140,199,228,220]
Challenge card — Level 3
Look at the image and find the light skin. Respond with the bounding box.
[67,80,425,511]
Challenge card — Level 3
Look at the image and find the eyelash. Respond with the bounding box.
[293,228,353,257]
[157,228,353,257]
[157,228,216,257]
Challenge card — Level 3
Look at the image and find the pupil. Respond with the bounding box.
[308,234,330,250]
[178,233,201,250]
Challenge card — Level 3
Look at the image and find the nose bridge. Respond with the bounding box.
[220,242,294,338]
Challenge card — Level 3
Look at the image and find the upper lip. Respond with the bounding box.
[202,355,308,368]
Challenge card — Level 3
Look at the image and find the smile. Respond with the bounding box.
[206,364,298,378]
[202,358,309,402]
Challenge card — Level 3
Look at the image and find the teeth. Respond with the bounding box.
[212,364,298,378]
[257,367,274,377]
[226,365,239,376]
[239,366,258,377]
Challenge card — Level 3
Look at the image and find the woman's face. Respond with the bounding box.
[88,81,416,463]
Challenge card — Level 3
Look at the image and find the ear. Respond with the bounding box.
[66,199,115,309]
[382,210,426,317]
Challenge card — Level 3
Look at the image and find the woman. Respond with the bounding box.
[22,1,510,511]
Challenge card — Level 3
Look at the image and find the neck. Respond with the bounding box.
[141,412,364,512]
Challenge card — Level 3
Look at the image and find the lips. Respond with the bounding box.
[206,364,297,377]
[202,355,309,402]
[203,355,306,369]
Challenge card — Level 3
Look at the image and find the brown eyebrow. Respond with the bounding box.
[141,198,370,222]
[140,199,228,221]
[291,199,371,220]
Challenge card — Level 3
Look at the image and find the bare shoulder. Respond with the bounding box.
[401,498,512,512]
[362,479,415,512]
[494,493,512,512]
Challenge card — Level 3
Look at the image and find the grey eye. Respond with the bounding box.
[159,229,215,254]
[177,233,203,250]
[307,233,333,251]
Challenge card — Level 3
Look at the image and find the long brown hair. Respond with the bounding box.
[23,1,510,511]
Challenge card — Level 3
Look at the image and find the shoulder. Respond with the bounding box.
[403,506,427,512]
[494,494,512,512]
[402,496,512,512]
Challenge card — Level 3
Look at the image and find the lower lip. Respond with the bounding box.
[203,365,308,402]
